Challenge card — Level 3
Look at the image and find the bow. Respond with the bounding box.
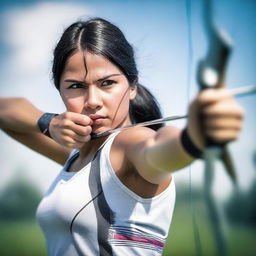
[194,0,235,255]
[197,0,236,181]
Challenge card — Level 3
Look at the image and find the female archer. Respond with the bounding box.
[0,18,243,256]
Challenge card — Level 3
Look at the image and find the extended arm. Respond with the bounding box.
[121,88,244,184]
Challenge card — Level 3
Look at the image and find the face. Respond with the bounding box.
[59,51,137,134]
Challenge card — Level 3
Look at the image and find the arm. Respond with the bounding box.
[120,88,244,185]
[0,97,71,165]
[116,126,192,185]
[0,97,43,132]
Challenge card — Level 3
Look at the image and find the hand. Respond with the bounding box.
[187,88,244,150]
[49,112,92,148]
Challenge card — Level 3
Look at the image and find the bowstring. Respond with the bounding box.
[185,0,202,255]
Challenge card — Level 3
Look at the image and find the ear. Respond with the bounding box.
[129,85,137,100]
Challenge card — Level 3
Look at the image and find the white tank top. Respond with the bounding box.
[36,133,176,256]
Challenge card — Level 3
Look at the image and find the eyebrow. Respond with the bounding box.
[64,73,122,84]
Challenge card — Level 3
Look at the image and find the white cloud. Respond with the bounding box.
[3,2,92,75]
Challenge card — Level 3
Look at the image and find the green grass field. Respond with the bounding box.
[0,200,255,256]
[0,220,47,256]
[163,196,256,256]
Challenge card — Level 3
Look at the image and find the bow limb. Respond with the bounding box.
[196,0,235,255]
[197,0,236,182]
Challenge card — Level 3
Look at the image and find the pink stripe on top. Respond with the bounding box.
[114,234,164,247]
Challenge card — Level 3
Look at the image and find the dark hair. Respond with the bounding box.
[52,18,163,131]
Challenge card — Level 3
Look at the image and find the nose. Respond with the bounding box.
[85,86,103,110]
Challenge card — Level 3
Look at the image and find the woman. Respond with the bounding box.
[0,18,243,256]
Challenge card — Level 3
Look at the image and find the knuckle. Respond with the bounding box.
[84,135,91,142]
[62,119,71,127]
[63,112,72,119]
[198,89,214,102]
[83,116,92,125]
[201,106,213,116]
[197,93,207,105]
[86,126,92,133]
[63,129,72,136]
[80,126,92,136]
[62,112,69,119]
[64,136,76,144]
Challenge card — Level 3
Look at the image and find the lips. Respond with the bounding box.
[89,114,106,125]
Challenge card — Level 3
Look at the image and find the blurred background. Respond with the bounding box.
[0,0,255,255]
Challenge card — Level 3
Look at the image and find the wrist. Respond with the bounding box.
[37,113,58,138]
[180,127,203,159]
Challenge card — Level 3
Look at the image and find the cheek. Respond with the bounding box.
[62,95,86,113]
[108,91,130,116]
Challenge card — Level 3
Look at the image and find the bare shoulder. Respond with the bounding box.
[113,125,180,149]
[114,126,156,148]
[109,126,155,175]
[109,126,178,197]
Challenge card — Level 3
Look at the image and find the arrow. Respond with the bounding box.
[91,84,256,140]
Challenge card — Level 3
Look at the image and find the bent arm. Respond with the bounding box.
[0,97,43,132]
[0,97,71,165]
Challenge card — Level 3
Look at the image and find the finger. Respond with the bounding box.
[63,112,92,126]
[202,101,244,119]
[72,133,91,143]
[203,116,243,130]
[197,88,234,107]
[60,129,91,142]
[60,118,92,136]
[60,135,89,149]
[204,128,241,144]
[68,123,92,136]
[60,112,92,136]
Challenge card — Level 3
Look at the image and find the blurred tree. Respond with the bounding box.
[0,169,42,220]
[225,150,256,226]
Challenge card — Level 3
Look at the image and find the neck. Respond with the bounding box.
[78,117,132,160]
[78,135,110,160]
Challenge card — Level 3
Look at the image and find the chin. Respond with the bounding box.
[91,126,109,134]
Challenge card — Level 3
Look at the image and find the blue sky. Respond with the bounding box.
[0,0,255,199]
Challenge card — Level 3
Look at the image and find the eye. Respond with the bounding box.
[68,83,84,89]
[101,80,116,87]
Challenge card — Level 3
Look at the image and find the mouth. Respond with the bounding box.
[89,114,106,125]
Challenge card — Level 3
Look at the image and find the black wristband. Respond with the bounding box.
[181,128,203,159]
[37,113,58,138]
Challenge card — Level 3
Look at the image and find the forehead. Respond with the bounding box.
[62,51,122,79]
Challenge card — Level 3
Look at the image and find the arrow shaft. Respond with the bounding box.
[91,85,256,140]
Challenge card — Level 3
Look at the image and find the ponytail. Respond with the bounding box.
[129,84,164,131]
